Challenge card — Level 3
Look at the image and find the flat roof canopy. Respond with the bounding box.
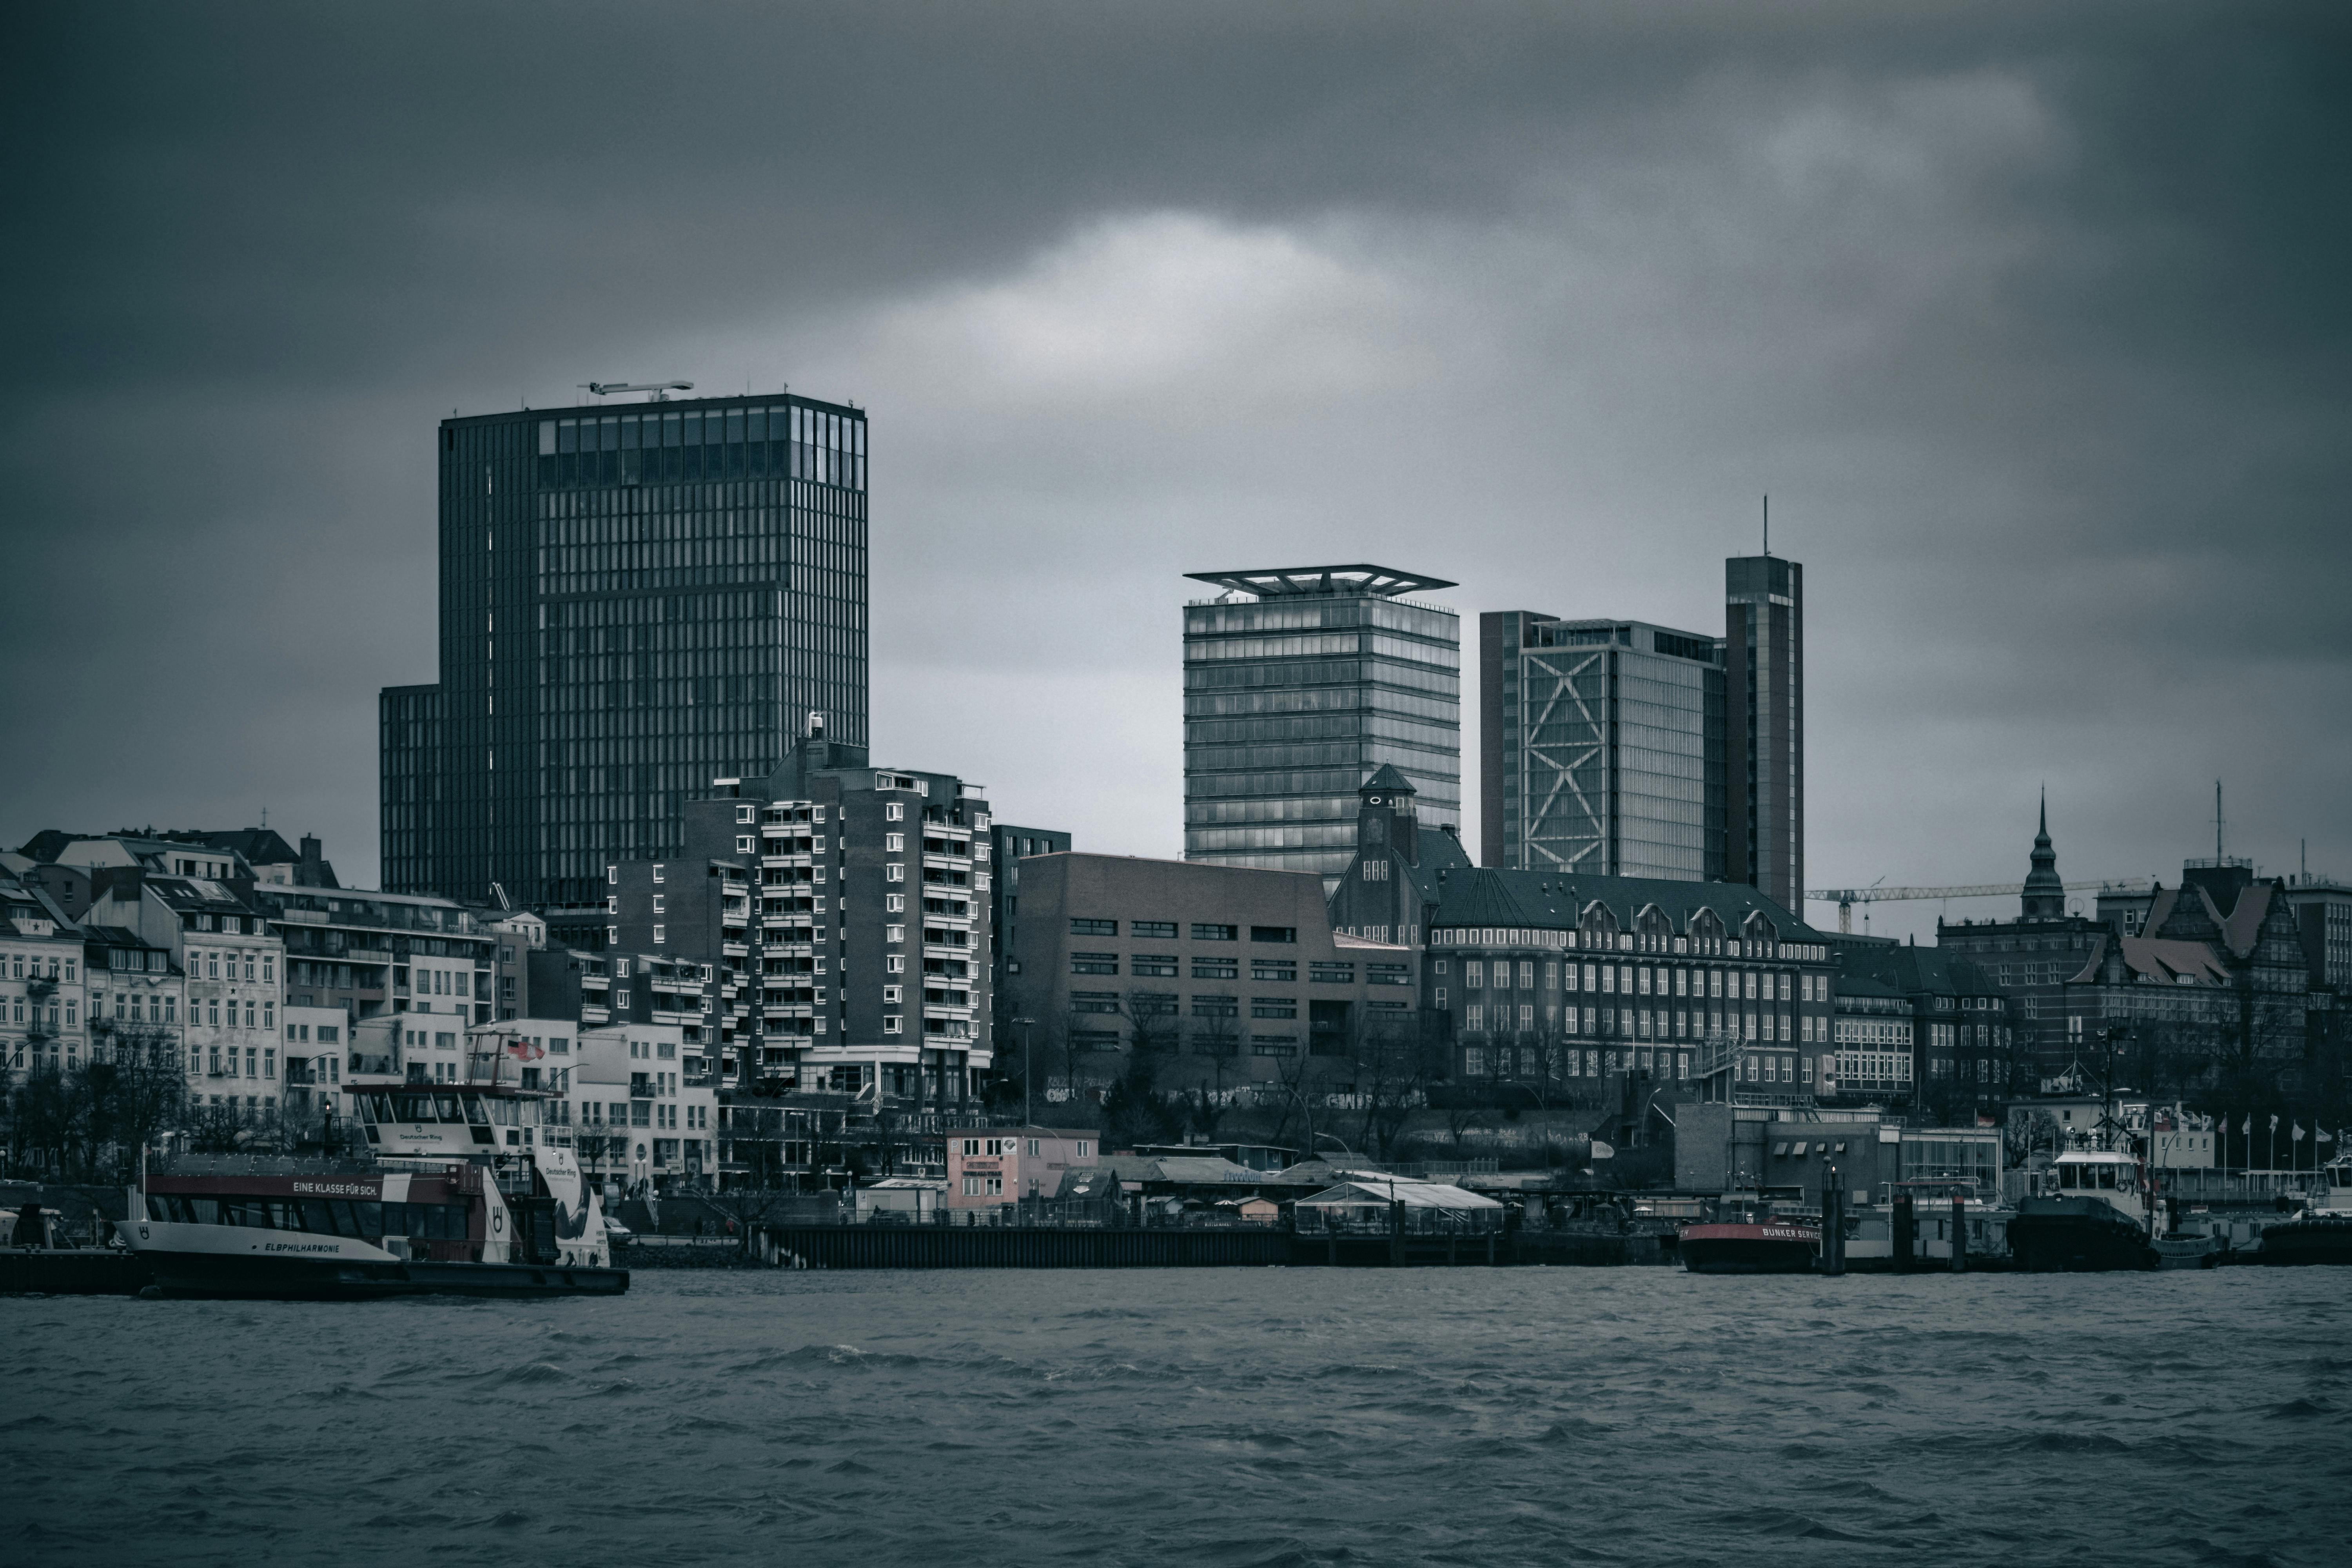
[1185,564,1457,599]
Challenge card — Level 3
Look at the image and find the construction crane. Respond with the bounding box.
[581,380,694,399]
[1805,878,2154,933]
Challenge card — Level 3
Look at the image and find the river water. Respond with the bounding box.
[5,1266,2347,1566]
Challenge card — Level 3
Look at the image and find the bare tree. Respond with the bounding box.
[1351,1009,1427,1164]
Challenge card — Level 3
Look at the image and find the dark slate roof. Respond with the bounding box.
[143,876,255,913]
[1836,940,2003,998]
[1422,865,1830,944]
[197,828,302,865]
[1361,764,1416,795]
[15,829,78,864]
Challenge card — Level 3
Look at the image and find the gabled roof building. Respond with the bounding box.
[1328,767,1836,1109]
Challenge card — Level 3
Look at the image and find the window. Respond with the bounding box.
[1192,957,1238,980]
[737,836,755,854]
[1131,955,1178,977]
[1368,963,1411,986]
[1310,962,1355,984]
[1192,923,1237,942]
[1250,960,1297,983]
[886,802,905,822]
[1070,991,1120,1014]
[1251,998,1298,1018]
[1132,920,1177,940]
[885,833,904,853]
[886,894,905,913]
[1071,918,1116,936]
[1071,953,1119,975]
[1192,996,1238,1017]
[1250,926,1296,944]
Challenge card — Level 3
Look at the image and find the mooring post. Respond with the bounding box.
[1820,1167,1846,1276]
[1390,1200,1406,1267]
[1893,1194,1915,1272]
[1951,1194,1967,1274]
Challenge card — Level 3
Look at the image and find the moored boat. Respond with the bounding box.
[123,1073,626,1300]
[2256,1159,2352,1265]
[1682,1196,1820,1274]
[2009,1151,2157,1272]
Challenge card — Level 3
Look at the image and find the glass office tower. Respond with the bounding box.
[1724,553,1804,909]
[1479,613,1724,879]
[1182,565,1460,876]
[382,393,869,907]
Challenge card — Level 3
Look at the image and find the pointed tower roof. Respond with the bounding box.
[2022,790,2065,918]
[1360,764,1416,796]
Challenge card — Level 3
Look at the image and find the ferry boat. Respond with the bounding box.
[2007,1150,2158,1272]
[123,1076,626,1300]
[2257,1159,2352,1265]
[1681,1194,1820,1274]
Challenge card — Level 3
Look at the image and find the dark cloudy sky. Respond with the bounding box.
[4,2,2346,941]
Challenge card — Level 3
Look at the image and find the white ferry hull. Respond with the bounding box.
[124,1220,627,1300]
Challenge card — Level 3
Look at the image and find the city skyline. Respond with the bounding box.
[3,5,2347,948]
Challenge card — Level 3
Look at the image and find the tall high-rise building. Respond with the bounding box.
[1182,564,1460,877]
[382,392,870,908]
[1724,553,1803,908]
[1479,613,1724,879]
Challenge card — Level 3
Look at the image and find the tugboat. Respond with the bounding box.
[123,1061,627,1300]
[1681,1193,1821,1274]
[2008,1150,2158,1271]
[2257,1159,2352,1265]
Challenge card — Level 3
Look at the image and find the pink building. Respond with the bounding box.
[948,1125,1096,1208]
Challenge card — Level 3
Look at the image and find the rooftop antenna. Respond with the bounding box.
[2215,780,2225,860]
[1762,495,1769,557]
[582,381,695,402]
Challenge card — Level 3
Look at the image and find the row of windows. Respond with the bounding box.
[1181,599,1457,640]
[1452,958,1819,1003]
[1458,1004,1818,1044]
[1068,920,1292,943]
[1183,657,1461,700]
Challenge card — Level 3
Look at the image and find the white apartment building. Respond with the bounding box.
[570,1020,717,1195]
[86,875,286,1123]
[1,880,89,1082]
[81,925,185,1080]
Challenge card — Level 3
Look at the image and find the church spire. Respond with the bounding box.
[2022,789,2065,919]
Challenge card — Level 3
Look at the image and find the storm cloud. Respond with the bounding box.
[3,2,2346,938]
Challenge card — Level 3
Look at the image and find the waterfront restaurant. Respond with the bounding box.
[1292,1176,1505,1235]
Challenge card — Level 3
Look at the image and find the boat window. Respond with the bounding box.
[2056,1165,2077,1189]
[327,1200,362,1238]
[299,1199,336,1234]
[371,1094,395,1123]
[467,1098,492,1126]
[2096,1165,2117,1189]
[435,1094,462,1122]
[188,1197,219,1225]
[396,1094,436,1122]
[354,1201,383,1236]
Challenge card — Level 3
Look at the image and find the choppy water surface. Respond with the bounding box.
[6,1267,2349,1566]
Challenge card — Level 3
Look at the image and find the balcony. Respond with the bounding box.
[27,976,58,999]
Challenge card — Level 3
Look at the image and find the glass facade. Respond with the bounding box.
[1484,616,1724,881]
[1724,555,1803,909]
[1183,568,1460,875]
[382,394,868,908]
